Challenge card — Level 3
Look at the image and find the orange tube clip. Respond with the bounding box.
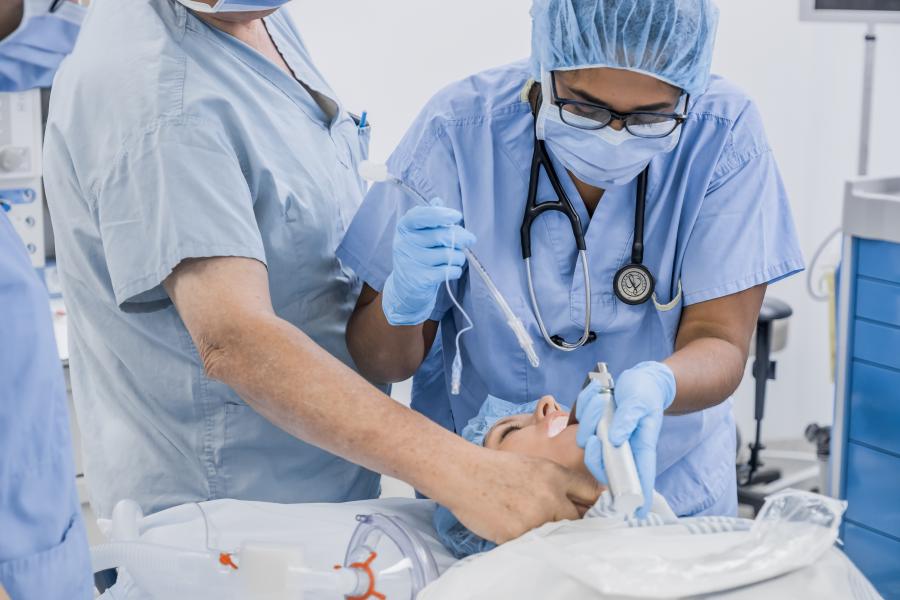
[219,553,239,570]
[344,551,385,600]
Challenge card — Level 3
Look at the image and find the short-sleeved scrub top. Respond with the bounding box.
[43,0,380,518]
[338,61,804,517]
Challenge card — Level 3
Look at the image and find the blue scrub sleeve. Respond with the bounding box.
[337,111,463,320]
[94,116,266,309]
[0,217,92,598]
[679,110,804,306]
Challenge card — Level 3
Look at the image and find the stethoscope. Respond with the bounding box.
[521,94,655,352]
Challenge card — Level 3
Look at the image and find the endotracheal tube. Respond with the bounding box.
[357,161,541,375]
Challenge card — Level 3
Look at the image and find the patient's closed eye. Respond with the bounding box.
[497,423,522,444]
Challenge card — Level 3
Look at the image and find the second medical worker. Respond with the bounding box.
[339,0,804,516]
[44,0,599,548]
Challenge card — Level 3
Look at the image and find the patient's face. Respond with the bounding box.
[483,397,590,479]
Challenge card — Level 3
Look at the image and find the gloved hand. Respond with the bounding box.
[381,201,476,326]
[576,361,676,517]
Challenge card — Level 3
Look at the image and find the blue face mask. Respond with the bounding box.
[175,0,291,12]
[535,71,683,188]
[0,0,86,92]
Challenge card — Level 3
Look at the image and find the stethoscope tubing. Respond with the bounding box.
[522,107,651,351]
[526,251,593,351]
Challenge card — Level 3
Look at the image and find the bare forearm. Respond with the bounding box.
[664,336,746,414]
[205,311,470,502]
[663,285,765,415]
[346,289,434,383]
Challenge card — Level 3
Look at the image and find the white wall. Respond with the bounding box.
[288,1,900,440]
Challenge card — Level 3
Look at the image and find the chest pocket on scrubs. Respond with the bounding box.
[465,275,530,401]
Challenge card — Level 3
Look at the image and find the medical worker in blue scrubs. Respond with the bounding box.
[340,0,804,517]
[0,0,85,90]
[0,1,92,598]
[42,0,599,550]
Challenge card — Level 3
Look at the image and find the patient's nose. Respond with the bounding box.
[535,396,562,420]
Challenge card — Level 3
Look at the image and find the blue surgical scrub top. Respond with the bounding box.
[43,0,380,518]
[338,61,804,517]
[0,215,92,599]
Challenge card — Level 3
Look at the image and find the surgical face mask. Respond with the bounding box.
[174,0,291,13]
[535,71,683,188]
[0,0,87,91]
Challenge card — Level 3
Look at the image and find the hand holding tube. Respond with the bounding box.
[381,201,476,326]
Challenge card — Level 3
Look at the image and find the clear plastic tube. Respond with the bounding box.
[358,161,540,369]
[97,498,439,600]
[466,249,540,368]
[92,540,364,599]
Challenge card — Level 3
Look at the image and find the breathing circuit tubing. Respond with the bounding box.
[91,500,439,600]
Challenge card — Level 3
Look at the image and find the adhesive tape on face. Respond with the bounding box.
[547,415,569,438]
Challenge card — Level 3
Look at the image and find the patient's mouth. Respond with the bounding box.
[547,415,569,438]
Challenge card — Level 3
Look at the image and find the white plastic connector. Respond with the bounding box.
[451,353,463,396]
[238,543,307,600]
[110,499,144,542]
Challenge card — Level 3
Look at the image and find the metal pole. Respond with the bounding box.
[858,23,877,176]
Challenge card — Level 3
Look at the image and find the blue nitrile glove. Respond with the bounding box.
[381,201,476,326]
[576,361,676,518]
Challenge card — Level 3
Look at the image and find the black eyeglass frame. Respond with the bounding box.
[550,71,689,139]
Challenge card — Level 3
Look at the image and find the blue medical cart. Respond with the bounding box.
[832,176,900,599]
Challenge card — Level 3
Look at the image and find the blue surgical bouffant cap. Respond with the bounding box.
[460,395,542,447]
[530,0,720,96]
[437,395,544,558]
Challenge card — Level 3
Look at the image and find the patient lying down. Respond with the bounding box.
[479,395,589,476]
[435,395,610,558]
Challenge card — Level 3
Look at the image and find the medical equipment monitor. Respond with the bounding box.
[800,0,900,22]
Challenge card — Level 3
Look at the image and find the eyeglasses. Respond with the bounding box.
[550,72,689,139]
[49,0,90,11]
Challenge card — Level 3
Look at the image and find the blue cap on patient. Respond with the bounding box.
[460,395,542,447]
[530,0,720,96]
[436,395,544,558]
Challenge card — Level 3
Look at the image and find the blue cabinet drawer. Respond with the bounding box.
[845,443,900,539]
[857,277,900,328]
[843,521,900,600]
[853,319,900,371]
[858,238,900,284]
[850,361,900,456]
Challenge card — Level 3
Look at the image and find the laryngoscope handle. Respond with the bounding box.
[588,364,643,517]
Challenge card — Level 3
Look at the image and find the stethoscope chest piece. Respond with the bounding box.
[614,263,655,305]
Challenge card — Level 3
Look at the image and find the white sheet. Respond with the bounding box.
[421,515,881,599]
[97,497,880,600]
